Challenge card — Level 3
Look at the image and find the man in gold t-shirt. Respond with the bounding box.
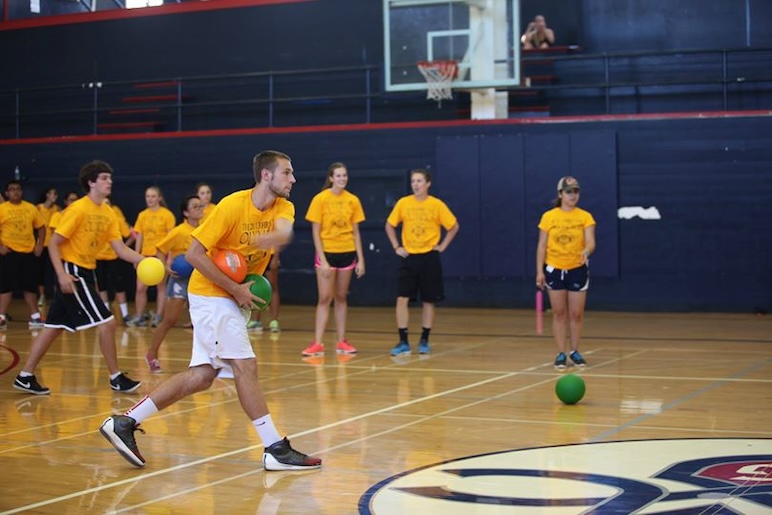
[100,150,322,473]
[385,168,459,356]
[13,161,145,395]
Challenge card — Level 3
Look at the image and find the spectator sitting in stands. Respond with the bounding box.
[521,15,554,50]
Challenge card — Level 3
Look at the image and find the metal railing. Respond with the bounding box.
[1,47,770,139]
[519,46,772,114]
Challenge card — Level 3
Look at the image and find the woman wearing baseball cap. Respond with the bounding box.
[535,176,596,370]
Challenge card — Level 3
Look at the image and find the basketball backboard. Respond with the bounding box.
[384,0,521,92]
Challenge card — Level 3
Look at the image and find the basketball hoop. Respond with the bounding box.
[417,60,458,102]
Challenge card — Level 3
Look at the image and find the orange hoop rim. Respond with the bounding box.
[417,59,459,77]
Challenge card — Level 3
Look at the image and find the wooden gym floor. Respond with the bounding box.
[1,305,771,514]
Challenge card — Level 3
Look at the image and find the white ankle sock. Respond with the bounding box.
[252,414,281,447]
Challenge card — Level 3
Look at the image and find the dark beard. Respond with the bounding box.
[269,183,290,199]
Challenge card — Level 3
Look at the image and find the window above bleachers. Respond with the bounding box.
[0,0,305,26]
[126,0,165,9]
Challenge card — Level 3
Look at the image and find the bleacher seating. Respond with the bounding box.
[511,45,582,117]
[1,46,771,139]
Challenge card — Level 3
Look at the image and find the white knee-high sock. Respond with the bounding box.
[125,396,159,424]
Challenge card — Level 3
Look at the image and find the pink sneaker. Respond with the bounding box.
[145,353,162,374]
[336,340,357,355]
[301,342,324,356]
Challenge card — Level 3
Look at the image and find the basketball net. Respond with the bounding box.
[417,60,458,102]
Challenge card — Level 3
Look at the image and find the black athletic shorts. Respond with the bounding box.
[397,250,444,303]
[0,250,39,294]
[315,251,357,270]
[544,264,589,292]
[96,258,133,294]
[45,261,114,332]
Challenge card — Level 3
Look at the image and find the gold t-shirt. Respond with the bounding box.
[96,204,132,261]
[134,207,176,256]
[305,189,365,253]
[156,221,196,259]
[538,206,596,270]
[188,190,294,298]
[0,200,45,253]
[386,195,457,254]
[55,197,121,269]
[38,203,60,246]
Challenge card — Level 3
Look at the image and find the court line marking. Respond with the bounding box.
[113,468,265,513]
[0,337,509,442]
[343,329,772,344]
[0,346,394,442]
[5,346,768,512]
[3,344,770,444]
[3,344,769,444]
[0,358,371,444]
[111,428,770,513]
[111,347,769,512]
[102,351,611,513]
[589,356,772,443]
[435,414,772,435]
[1,346,612,513]
[0,344,20,376]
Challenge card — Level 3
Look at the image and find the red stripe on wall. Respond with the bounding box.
[121,95,179,103]
[134,81,179,89]
[2,110,771,146]
[108,108,162,115]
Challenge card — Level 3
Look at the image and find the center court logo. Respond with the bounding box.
[359,439,772,514]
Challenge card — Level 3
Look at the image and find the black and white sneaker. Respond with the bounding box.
[110,373,142,393]
[28,318,45,329]
[100,415,146,467]
[13,374,50,395]
[263,437,322,471]
[569,350,587,367]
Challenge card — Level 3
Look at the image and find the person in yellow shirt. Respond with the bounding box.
[47,191,77,232]
[145,195,204,373]
[36,187,59,308]
[385,169,459,356]
[48,191,78,226]
[0,180,46,329]
[128,186,176,327]
[100,150,321,472]
[13,161,145,395]
[535,176,596,370]
[96,197,135,324]
[302,162,366,357]
[196,182,217,221]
